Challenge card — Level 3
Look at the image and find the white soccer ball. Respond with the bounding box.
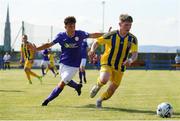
[156,102,173,118]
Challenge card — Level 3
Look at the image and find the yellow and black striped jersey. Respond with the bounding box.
[97,30,138,71]
[21,42,34,60]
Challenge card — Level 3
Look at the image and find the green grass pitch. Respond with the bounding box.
[0,69,180,120]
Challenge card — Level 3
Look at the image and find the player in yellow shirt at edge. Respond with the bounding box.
[89,14,138,108]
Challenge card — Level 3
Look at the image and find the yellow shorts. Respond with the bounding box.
[49,62,55,67]
[100,65,124,86]
[24,59,33,69]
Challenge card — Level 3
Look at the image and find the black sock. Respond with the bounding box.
[82,71,86,83]
[79,71,82,83]
[41,67,45,75]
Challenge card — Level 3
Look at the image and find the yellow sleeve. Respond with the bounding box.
[97,36,110,45]
[130,37,138,52]
[97,30,117,45]
[20,44,23,52]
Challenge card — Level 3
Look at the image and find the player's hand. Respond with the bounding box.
[92,55,98,64]
[19,60,22,64]
[79,66,85,72]
[88,51,96,63]
[123,59,133,66]
[19,59,24,65]
[108,27,112,32]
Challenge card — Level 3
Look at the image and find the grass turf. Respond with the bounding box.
[0,69,180,120]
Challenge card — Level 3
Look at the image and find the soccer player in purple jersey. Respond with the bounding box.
[79,39,88,84]
[41,49,56,77]
[41,49,49,76]
[33,16,104,106]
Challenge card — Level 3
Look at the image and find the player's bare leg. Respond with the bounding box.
[24,68,32,84]
[97,82,118,108]
[45,66,49,74]
[29,70,42,84]
[48,65,56,77]
[53,65,59,75]
[90,72,110,98]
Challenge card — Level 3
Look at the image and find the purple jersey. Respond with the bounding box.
[81,39,88,58]
[52,30,89,67]
[42,49,49,61]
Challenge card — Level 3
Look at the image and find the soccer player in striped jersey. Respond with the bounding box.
[20,35,42,84]
[89,14,138,108]
[33,16,104,106]
[79,39,88,84]
[45,49,59,77]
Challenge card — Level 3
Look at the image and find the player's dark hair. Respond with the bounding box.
[22,34,28,39]
[64,16,76,25]
[119,14,133,23]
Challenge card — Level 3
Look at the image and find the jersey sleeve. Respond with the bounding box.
[20,44,23,52]
[79,30,89,40]
[97,30,117,45]
[52,33,62,44]
[97,36,106,45]
[130,37,138,52]
[97,34,112,45]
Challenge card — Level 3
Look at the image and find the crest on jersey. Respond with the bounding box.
[75,37,79,41]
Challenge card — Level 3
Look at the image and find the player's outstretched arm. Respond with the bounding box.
[88,27,112,39]
[89,33,104,38]
[35,42,54,51]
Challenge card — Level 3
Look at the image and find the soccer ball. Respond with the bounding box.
[156,102,173,118]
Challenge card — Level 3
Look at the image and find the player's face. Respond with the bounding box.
[65,23,75,34]
[22,35,28,43]
[119,21,132,33]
